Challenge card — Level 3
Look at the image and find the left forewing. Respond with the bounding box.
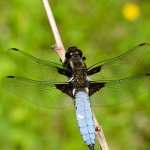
[7,48,71,82]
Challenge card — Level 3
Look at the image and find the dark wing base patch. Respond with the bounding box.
[55,83,74,98]
[89,82,106,96]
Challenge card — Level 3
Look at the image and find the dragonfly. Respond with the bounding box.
[1,43,150,150]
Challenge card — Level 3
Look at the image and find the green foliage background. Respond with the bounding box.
[0,0,150,150]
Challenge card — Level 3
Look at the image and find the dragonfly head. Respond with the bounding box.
[65,46,83,59]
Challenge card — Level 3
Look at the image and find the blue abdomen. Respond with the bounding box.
[74,92,95,150]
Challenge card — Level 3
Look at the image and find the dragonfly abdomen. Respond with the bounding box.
[74,92,95,150]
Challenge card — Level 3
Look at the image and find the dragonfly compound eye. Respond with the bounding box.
[66,47,83,59]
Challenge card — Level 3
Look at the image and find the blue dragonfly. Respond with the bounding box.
[1,43,150,150]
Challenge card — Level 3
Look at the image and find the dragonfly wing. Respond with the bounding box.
[7,48,71,82]
[87,43,150,80]
[1,76,73,108]
[89,74,150,107]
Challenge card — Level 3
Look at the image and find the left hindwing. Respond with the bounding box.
[1,76,73,108]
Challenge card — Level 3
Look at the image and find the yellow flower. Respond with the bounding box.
[122,2,140,21]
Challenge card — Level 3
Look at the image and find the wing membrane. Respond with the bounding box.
[7,48,69,82]
[87,43,150,80]
[1,76,73,108]
[90,74,150,107]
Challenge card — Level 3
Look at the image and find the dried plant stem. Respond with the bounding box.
[42,0,66,62]
[42,0,109,149]
[92,110,109,150]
